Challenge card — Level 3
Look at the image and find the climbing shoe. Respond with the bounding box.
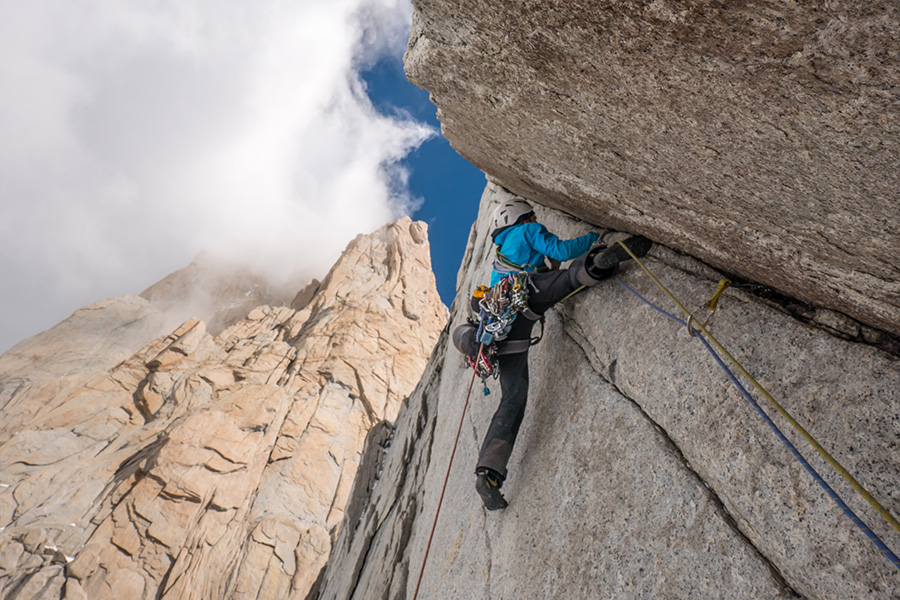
[475,469,508,511]
[590,235,652,271]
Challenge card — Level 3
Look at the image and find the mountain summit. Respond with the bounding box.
[0,217,447,599]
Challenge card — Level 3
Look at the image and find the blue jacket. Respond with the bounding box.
[490,223,599,286]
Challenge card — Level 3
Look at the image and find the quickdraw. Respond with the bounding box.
[687,279,731,336]
[687,279,771,336]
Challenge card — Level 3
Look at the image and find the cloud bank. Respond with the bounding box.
[0,0,432,354]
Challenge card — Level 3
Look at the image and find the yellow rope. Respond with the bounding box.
[560,285,586,303]
[615,239,900,537]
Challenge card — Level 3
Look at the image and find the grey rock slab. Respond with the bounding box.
[405,0,900,336]
[315,185,899,600]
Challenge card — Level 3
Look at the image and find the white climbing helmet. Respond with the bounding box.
[491,199,534,234]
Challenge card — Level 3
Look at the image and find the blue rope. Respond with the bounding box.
[613,276,900,570]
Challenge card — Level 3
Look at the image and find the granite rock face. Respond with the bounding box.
[405,0,900,337]
[0,253,300,451]
[315,186,899,600]
[138,253,300,338]
[0,218,447,600]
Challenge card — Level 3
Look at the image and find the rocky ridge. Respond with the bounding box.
[314,186,899,599]
[0,217,447,599]
[0,253,298,450]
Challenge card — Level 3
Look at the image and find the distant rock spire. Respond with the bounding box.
[0,217,448,599]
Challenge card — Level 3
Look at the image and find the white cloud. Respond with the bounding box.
[0,0,431,354]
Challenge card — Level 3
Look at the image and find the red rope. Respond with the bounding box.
[411,367,478,600]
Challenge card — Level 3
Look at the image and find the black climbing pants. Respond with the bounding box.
[476,255,613,479]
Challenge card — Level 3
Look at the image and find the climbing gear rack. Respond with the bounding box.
[476,271,531,346]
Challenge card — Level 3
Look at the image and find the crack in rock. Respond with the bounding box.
[560,313,802,598]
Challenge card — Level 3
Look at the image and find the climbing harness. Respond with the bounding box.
[613,239,900,571]
[412,360,480,600]
[493,248,549,277]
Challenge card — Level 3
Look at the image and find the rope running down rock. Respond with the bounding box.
[412,361,480,599]
[614,239,900,571]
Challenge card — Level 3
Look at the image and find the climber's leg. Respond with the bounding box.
[472,260,601,486]
[526,255,612,313]
[476,345,530,481]
[527,235,653,313]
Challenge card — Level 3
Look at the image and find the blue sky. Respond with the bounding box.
[361,56,483,305]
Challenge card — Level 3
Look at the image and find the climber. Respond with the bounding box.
[452,198,652,510]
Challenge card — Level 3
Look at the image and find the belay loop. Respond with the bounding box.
[466,344,497,382]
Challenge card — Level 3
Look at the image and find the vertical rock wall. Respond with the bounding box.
[315,186,899,599]
[0,218,447,600]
